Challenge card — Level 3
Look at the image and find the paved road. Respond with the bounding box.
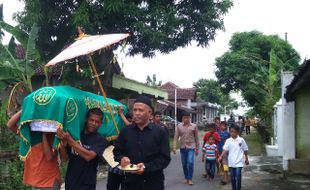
[96,150,224,190]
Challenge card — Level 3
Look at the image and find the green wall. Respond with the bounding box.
[295,87,310,159]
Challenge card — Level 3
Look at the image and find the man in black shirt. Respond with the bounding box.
[153,111,169,136]
[114,96,171,190]
[57,108,107,190]
[227,114,235,129]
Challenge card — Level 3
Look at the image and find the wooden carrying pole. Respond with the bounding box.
[87,55,120,135]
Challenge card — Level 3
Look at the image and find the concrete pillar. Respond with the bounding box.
[187,99,191,108]
[276,100,284,156]
[281,72,295,171]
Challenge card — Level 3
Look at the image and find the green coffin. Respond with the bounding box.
[19,86,127,160]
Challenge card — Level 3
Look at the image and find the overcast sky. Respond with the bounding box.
[1,0,309,88]
[1,0,310,114]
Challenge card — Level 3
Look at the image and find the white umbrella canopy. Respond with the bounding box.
[46,33,129,66]
[45,32,129,137]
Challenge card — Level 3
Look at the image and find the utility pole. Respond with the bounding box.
[174,88,177,128]
[285,32,288,42]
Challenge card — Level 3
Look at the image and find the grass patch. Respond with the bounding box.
[243,130,266,156]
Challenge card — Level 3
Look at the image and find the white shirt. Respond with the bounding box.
[223,136,248,167]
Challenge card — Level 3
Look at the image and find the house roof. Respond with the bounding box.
[157,100,196,113]
[161,82,179,89]
[35,65,63,76]
[160,82,196,100]
[285,59,310,102]
[112,75,168,99]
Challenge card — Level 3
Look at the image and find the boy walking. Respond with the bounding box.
[202,136,218,181]
[218,121,230,184]
[219,124,249,190]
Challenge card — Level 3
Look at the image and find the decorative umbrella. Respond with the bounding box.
[46,29,129,136]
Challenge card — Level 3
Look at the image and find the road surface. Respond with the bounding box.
[96,150,223,190]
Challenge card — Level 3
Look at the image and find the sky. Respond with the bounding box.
[1,0,310,114]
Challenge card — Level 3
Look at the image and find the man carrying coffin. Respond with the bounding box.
[113,96,171,190]
[7,110,62,190]
[57,108,108,190]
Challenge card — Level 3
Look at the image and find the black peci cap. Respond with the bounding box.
[182,111,190,117]
[134,95,154,111]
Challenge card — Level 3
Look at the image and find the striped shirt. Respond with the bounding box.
[202,144,217,160]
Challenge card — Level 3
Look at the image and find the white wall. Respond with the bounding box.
[276,100,284,156]
[267,72,295,165]
[281,72,295,170]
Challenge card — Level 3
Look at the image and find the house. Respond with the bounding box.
[266,72,295,165]
[267,60,310,175]
[159,82,220,123]
[284,59,310,175]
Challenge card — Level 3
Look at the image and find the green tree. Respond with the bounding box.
[215,31,300,125]
[146,74,162,87]
[0,4,4,41]
[14,0,233,60]
[193,78,238,113]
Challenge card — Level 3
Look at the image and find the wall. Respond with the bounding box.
[295,86,310,159]
[281,72,295,170]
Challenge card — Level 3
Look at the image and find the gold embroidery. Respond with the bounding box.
[83,96,118,114]
[33,87,56,105]
[66,98,78,122]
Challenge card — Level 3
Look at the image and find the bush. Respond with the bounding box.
[256,122,271,144]
[0,157,31,190]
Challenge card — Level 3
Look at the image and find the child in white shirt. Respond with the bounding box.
[219,124,249,190]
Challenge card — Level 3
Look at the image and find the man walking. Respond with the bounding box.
[227,115,235,129]
[153,111,169,135]
[57,108,108,190]
[173,112,200,185]
[245,117,251,135]
[114,96,171,190]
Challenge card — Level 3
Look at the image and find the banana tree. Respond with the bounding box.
[0,23,39,92]
[245,49,297,126]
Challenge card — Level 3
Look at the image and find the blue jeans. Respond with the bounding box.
[205,159,216,179]
[230,167,242,190]
[180,148,195,180]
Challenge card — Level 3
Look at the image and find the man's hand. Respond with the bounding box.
[118,106,124,115]
[65,132,75,145]
[218,156,223,163]
[56,128,67,140]
[120,157,131,167]
[245,158,249,165]
[172,148,176,155]
[195,149,199,156]
[132,163,145,175]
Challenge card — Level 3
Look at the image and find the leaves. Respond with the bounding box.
[193,79,238,112]
[0,21,29,47]
[15,0,233,59]
[215,31,300,123]
[0,21,39,92]
[146,74,162,87]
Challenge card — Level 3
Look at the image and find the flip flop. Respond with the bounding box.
[188,181,194,185]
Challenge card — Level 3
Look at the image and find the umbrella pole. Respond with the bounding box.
[87,55,120,135]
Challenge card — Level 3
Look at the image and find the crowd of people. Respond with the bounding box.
[173,115,249,190]
[7,95,251,190]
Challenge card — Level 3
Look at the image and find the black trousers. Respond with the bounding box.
[246,126,251,134]
[123,172,165,190]
[107,171,125,190]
